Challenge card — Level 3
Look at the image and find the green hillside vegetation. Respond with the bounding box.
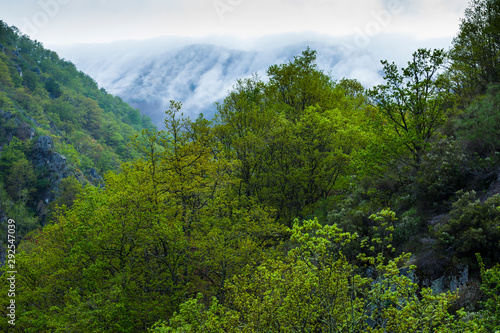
[1,0,500,331]
[0,20,155,231]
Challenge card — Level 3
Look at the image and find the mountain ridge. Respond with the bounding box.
[67,41,346,126]
[56,33,453,127]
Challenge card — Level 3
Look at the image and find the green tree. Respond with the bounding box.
[215,52,373,225]
[0,137,26,179]
[455,84,500,157]
[449,0,500,101]
[45,176,83,220]
[0,53,14,88]
[6,157,36,202]
[23,69,38,92]
[266,47,338,120]
[154,215,466,332]
[0,180,39,248]
[471,254,500,332]
[214,76,273,198]
[44,77,62,99]
[369,48,451,173]
[102,120,124,146]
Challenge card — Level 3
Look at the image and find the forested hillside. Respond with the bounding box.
[1,0,500,332]
[0,20,155,258]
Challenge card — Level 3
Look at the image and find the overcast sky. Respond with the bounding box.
[1,0,469,49]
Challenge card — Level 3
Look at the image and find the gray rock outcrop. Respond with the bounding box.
[32,135,70,206]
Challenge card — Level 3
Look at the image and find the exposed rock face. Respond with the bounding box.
[87,167,104,188]
[0,109,13,120]
[0,110,16,150]
[32,135,70,208]
[33,136,66,171]
[483,170,500,199]
[422,265,469,294]
[0,110,36,145]
[1,109,104,224]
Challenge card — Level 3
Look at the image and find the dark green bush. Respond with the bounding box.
[415,137,470,210]
[456,84,500,158]
[436,191,500,266]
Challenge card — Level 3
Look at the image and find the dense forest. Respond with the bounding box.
[0,19,155,231]
[1,0,500,331]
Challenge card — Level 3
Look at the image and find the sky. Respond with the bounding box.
[1,0,472,125]
[0,0,469,49]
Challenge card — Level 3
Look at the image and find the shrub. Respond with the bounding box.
[436,191,500,267]
[416,137,470,210]
[475,254,500,331]
[455,84,500,158]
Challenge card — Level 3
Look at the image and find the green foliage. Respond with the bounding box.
[45,175,83,221]
[266,47,338,118]
[3,179,187,331]
[472,254,500,331]
[0,22,157,292]
[1,17,499,331]
[0,20,154,215]
[150,294,239,332]
[0,20,18,46]
[0,137,27,179]
[362,208,397,257]
[44,77,63,99]
[0,53,14,88]
[1,103,281,332]
[0,181,39,242]
[327,184,386,239]
[45,93,103,138]
[6,157,36,201]
[214,52,374,225]
[449,0,500,101]
[436,191,500,266]
[369,48,452,174]
[155,214,465,332]
[11,87,45,123]
[22,69,38,92]
[0,21,154,174]
[455,84,500,158]
[416,137,470,209]
[0,137,38,203]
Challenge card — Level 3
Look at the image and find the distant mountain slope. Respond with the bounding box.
[57,33,453,128]
[58,40,368,127]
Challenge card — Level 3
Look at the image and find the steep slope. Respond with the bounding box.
[0,21,155,246]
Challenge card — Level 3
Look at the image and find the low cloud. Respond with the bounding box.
[56,32,457,128]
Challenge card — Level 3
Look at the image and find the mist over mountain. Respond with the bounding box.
[4,0,500,330]
[57,34,452,128]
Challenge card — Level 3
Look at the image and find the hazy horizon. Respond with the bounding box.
[0,0,470,126]
[1,0,468,47]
